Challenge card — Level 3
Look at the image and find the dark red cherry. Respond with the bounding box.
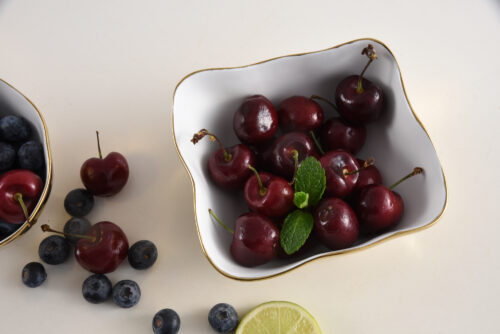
[270,132,317,180]
[354,168,423,234]
[319,150,360,198]
[233,95,278,145]
[192,129,255,190]
[314,198,358,250]
[320,117,366,154]
[244,167,294,218]
[335,45,384,124]
[277,96,324,132]
[355,158,382,190]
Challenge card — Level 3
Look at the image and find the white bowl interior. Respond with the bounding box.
[173,39,446,280]
[0,79,51,242]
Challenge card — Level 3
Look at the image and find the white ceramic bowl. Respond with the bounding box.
[0,78,52,247]
[173,38,447,280]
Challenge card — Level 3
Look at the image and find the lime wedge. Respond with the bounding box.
[236,301,322,334]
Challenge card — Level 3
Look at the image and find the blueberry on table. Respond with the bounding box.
[112,280,141,308]
[38,235,70,265]
[18,140,44,171]
[128,240,158,270]
[63,217,92,244]
[0,142,16,171]
[153,308,181,334]
[0,115,31,142]
[22,262,47,288]
[82,274,112,304]
[64,188,94,217]
[208,303,239,333]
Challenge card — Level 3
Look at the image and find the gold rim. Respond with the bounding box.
[172,37,448,281]
[0,78,53,247]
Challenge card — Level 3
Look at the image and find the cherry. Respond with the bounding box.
[355,158,382,190]
[42,221,129,274]
[269,132,317,180]
[209,209,279,267]
[80,131,129,197]
[233,95,278,145]
[244,166,294,218]
[354,167,423,234]
[335,44,384,124]
[277,96,324,132]
[319,150,360,198]
[192,129,255,190]
[320,117,366,154]
[314,197,358,250]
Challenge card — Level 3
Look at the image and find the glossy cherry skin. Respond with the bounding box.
[0,170,43,224]
[277,96,324,132]
[270,132,317,179]
[355,159,382,190]
[244,172,294,217]
[81,152,129,197]
[319,150,360,198]
[353,184,403,234]
[208,144,255,190]
[335,75,384,124]
[75,221,129,274]
[314,197,358,250]
[233,95,278,145]
[231,212,279,267]
[320,117,366,154]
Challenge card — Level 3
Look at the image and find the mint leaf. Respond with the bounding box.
[294,156,326,206]
[293,191,309,209]
[280,210,314,255]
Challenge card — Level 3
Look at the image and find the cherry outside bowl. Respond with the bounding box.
[0,78,52,247]
[172,38,447,280]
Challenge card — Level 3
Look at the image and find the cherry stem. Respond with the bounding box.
[96,131,103,159]
[248,165,267,196]
[13,193,29,220]
[41,224,96,242]
[310,95,338,111]
[191,129,232,162]
[389,167,424,190]
[289,149,299,185]
[208,209,234,235]
[357,44,378,94]
[343,157,375,176]
[309,131,325,155]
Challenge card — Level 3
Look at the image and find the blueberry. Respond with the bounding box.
[153,309,181,334]
[22,262,47,287]
[64,188,94,217]
[0,142,16,171]
[112,280,141,308]
[18,140,44,171]
[128,240,158,270]
[0,115,31,142]
[63,217,92,244]
[0,220,20,239]
[82,274,112,304]
[208,303,239,333]
[38,235,70,265]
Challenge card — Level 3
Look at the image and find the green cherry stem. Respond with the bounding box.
[248,165,267,196]
[41,224,96,242]
[389,167,424,190]
[96,131,103,159]
[357,44,378,94]
[309,131,325,155]
[191,129,232,162]
[13,193,29,220]
[342,157,375,176]
[208,209,234,235]
[289,149,299,185]
[310,95,338,111]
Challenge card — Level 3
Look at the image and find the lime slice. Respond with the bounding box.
[236,301,322,334]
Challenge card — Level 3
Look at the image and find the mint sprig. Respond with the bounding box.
[280,210,314,255]
[293,191,309,209]
[294,156,326,207]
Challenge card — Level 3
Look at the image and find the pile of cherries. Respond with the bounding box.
[193,44,423,268]
[0,114,45,240]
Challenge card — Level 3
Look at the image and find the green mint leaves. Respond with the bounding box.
[280,156,327,255]
[280,210,314,255]
[294,156,326,207]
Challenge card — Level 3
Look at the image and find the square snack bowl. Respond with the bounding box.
[0,78,52,247]
[173,38,447,280]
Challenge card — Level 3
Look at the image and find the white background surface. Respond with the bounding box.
[0,1,498,333]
